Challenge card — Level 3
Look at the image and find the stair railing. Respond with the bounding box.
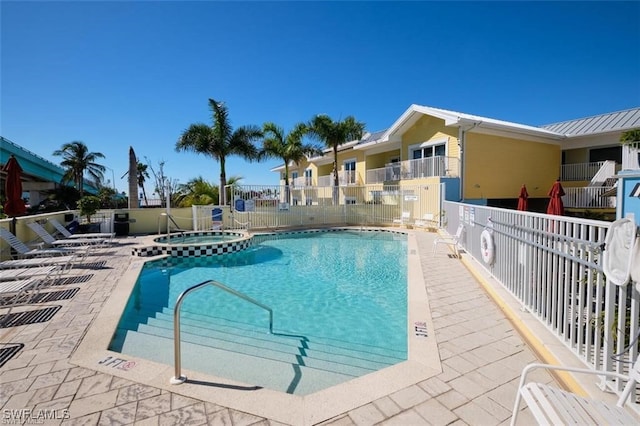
[170,279,273,385]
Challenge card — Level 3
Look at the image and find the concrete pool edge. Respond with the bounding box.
[70,229,441,425]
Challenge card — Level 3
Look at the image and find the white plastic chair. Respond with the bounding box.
[414,213,438,230]
[433,224,464,257]
[510,357,640,425]
[393,211,411,227]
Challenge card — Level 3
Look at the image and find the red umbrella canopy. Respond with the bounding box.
[517,184,529,211]
[546,180,565,216]
[3,155,27,216]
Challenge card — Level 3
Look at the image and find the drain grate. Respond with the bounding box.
[0,288,79,307]
[0,306,61,329]
[50,274,93,286]
[0,344,24,368]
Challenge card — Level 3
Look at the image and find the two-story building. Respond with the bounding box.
[273,105,640,215]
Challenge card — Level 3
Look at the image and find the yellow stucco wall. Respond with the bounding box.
[366,150,401,169]
[401,115,460,161]
[464,133,560,199]
[563,148,590,164]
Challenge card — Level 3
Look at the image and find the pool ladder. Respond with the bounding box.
[170,279,274,385]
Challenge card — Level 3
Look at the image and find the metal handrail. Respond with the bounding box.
[159,212,186,240]
[170,279,273,384]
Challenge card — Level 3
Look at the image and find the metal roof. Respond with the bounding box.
[541,107,640,136]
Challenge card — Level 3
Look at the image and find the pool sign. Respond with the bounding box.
[414,321,428,337]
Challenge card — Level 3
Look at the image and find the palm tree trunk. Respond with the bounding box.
[332,146,339,205]
[219,157,226,205]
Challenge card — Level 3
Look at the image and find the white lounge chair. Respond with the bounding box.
[433,224,464,257]
[49,218,114,240]
[414,213,439,230]
[510,357,640,425]
[393,211,411,227]
[0,266,60,282]
[0,227,90,259]
[27,222,107,247]
[0,255,77,273]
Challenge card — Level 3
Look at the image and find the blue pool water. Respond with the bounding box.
[111,230,408,394]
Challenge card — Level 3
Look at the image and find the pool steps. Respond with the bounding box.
[111,307,406,395]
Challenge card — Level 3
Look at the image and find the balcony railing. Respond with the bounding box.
[560,161,605,181]
[317,171,358,186]
[366,156,459,184]
[563,186,616,208]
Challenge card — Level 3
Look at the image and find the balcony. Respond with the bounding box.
[562,186,616,208]
[366,156,459,184]
[317,171,358,187]
[560,161,606,181]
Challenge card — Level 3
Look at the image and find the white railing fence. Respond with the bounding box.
[366,156,460,184]
[563,186,617,209]
[192,184,444,231]
[560,161,605,181]
[442,201,639,402]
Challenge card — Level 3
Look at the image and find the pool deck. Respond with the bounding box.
[0,231,559,425]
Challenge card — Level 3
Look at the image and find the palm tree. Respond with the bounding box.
[137,162,150,206]
[173,176,219,207]
[53,141,106,197]
[620,129,640,148]
[306,115,365,203]
[260,122,322,202]
[176,98,262,205]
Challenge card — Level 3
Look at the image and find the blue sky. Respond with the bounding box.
[2,1,639,195]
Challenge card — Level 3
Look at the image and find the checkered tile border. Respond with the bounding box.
[132,231,251,258]
[132,227,404,258]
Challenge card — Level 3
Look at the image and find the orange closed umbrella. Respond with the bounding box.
[546,180,565,216]
[517,184,529,211]
[3,155,26,216]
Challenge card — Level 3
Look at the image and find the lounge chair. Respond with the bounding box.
[49,218,114,240]
[510,357,640,425]
[393,211,411,227]
[27,222,107,247]
[0,227,90,259]
[0,266,61,282]
[0,255,77,273]
[433,224,464,257]
[414,213,439,230]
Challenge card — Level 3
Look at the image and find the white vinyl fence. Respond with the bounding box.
[193,184,444,231]
[442,201,639,400]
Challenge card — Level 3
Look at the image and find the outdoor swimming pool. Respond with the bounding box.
[110,229,408,395]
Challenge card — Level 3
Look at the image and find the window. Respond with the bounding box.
[409,138,448,178]
[343,159,356,184]
[345,197,356,205]
[304,169,312,186]
[291,171,298,186]
[412,143,446,159]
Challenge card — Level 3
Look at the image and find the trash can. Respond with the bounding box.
[114,212,129,236]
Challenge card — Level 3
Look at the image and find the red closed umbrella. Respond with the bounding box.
[3,155,27,216]
[546,180,565,216]
[517,184,529,211]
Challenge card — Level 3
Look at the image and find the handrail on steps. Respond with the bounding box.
[159,212,186,239]
[170,279,274,385]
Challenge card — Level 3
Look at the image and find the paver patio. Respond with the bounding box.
[0,231,552,425]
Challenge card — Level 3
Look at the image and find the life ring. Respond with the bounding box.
[480,229,495,264]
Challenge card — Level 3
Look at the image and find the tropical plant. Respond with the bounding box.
[260,122,321,202]
[137,162,150,206]
[620,128,640,149]
[306,115,365,201]
[176,98,262,205]
[77,195,101,223]
[173,177,219,207]
[53,141,106,197]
